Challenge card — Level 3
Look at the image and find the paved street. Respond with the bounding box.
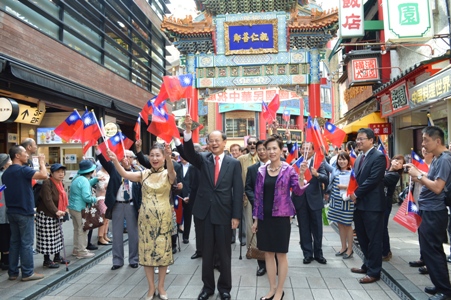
[0,205,447,299]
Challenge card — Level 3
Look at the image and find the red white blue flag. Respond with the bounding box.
[54,110,83,142]
[411,150,429,173]
[293,156,312,182]
[324,121,346,148]
[346,168,358,197]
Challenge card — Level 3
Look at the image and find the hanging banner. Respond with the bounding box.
[409,68,451,108]
[205,88,302,103]
[339,0,364,38]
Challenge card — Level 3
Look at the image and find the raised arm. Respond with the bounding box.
[135,139,151,169]
[107,150,142,182]
[32,154,48,180]
[164,143,176,185]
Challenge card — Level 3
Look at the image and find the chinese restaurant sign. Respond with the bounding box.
[339,0,364,38]
[206,88,301,103]
[224,19,278,55]
[383,0,433,42]
[369,123,392,135]
[348,58,380,86]
[409,68,451,108]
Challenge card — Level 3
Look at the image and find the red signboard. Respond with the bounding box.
[369,123,392,135]
[348,57,381,87]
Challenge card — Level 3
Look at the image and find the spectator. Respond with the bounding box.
[0,153,12,271]
[295,142,329,265]
[107,143,176,300]
[68,159,99,259]
[349,128,386,284]
[245,140,269,276]
[2,145,48,281]
[229,144,241,159]
[95,165,111,245]
[179,156,194,244]
[36,163,70,268]
[97,149,141,270]
[252,135,308,300]
[20,138,38,167]
[324,152,354,259]
[382,155,405,261]
[404,126,451,298]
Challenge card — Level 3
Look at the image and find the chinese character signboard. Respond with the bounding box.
[409,68,451,108]
[369,123,392,135]
[383,0,433,42]
[339,0,364,38]
[390,82,409,112]
[348,57,381,86]
[206,87,301,104]
[224,19,278,55]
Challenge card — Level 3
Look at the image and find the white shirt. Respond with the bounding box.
[182,162,189,177]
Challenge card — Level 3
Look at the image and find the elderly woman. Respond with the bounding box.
[0,153,12,270]
[36,163,70,268]
[108,143,175,300]
[68,159,99,259]
[252,136,308,300]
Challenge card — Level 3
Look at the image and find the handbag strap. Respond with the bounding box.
[249,233,256,245]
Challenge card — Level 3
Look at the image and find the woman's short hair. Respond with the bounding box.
[264,135,283,150]
[337,151,351,169]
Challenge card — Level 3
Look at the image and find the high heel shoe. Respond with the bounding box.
[103,235,112,243]
[146,292,156,300]
[343,251,354,259]
[273,291,284,300]
[158,294,168,300]
[260,294,275,300]
[335,248,347,256]
[98,238,110,246]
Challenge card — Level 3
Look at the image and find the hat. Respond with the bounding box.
[78,159,96,175]
[50,163,67,173]
[0,153,9,169]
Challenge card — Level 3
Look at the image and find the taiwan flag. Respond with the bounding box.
[98,132,134,161]
[161,74,195,103]
[377,137,390,170]
[282,110,290,123]
[349,148,357,167]
[81,111,102,154]
[324,121,346,148]
[150,100,169,123]
[262,94,280,123]
[0,185,5,207]
[134,115,141,141]
[411,150,429,173]
[346,169,358,197]
[286,141,299,164]
[140,97,155,125]
[293,156,312,182]
[394,190,422,233]
[147,114,180,143]
[54,110,83,142]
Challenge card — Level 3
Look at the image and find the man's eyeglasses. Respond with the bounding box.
[248,142,257,145]
[356,138,368,142]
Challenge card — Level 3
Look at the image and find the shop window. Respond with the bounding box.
[1,1,59,39]
[63,30,101,62]
[104,55,129,78]
[104,38,129,65]
[226,118,255,138]
[63,10,101,47]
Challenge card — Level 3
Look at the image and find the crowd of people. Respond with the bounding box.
[1,121,451,300]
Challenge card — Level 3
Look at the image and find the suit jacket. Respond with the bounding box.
[354,148,386,212]
[180,162,192,198]
[97,153,142,213]
[183,138,243,225]
[245,161,261,208]
[176,144,199,204]
[292,157,328,211]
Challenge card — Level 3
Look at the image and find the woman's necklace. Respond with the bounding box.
[268,164,282,172]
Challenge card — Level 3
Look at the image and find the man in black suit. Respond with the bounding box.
[245,140,268,276]
[97,149,142,270]
[349,128,386,284]
[295,142,328,265]
[179,156,194,244]
[179,115,243,300]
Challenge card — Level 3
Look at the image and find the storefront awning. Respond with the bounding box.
[9,62,113,108]
[342,112,385,134]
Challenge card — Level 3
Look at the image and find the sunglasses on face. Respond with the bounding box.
[248,142,257,145]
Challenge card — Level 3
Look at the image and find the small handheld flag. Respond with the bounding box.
[324,121,346,148]
[346,168,358,197]
[411,150,429,173]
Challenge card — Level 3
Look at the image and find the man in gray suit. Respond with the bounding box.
[295,142,328,264]
[177,115,243,300]
[349,128,386,284]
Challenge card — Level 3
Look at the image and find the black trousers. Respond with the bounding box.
[194,216,203,254]
[182,201,194,241]
[199,213,232,294]
[297,206,323,259]
[354,209,384,278]
[419,209,451,295]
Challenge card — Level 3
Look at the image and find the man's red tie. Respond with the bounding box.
[214,156,220,185]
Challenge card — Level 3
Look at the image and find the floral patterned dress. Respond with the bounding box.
[138,168,173,267]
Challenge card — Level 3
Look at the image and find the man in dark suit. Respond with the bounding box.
[179,156,194,244]
[179,115,243,300]
[295,142,329,264]
[349,128,386,284]
[97,149,142,270]
[244,140,268,276]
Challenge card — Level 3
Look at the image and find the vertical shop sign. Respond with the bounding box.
[383,0,433,42]
[339,0,364,38]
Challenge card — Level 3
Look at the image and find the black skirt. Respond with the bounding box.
[256,170,291,253]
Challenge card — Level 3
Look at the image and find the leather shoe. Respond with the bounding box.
[240,242,246,246]
[359,275,380,284]
[315,257,327,264]
[198,290,214,300]
[111,265,123,270]
[419,266,429,274]
[428,293,451,300]
[256,267,266,276]
[351,267,367,274]
[183,239,189,244]
[129,263,138,268]
[425,286,437,295]
[219,292,231,300]
[191,252,202,259]
[172,248,177,254]
[303,257,314,264]
[409,260,425,267]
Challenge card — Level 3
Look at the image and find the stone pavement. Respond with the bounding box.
[0,205,449,300]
